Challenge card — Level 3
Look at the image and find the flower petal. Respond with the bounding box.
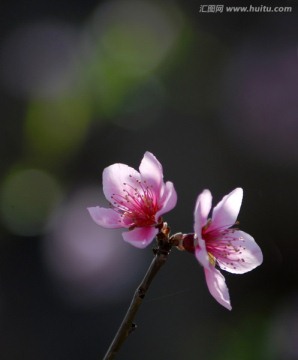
[156,181,177,219]
[195,240,210,268]
[194,190,212,237]
[139,152,163,192]
[204,267,232,310]
[210,188,243,230]
[87,207,124,228]
[102,163,141,202]
[216,230,263,274]
[122,226,158,248]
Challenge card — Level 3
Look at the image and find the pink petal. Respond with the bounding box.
[195,240,210,268]
[139,152,163,192]
[210,188,243,230]
[156,181,177,219]
[216,230,263,274]
[87,207,124,228]
[102,163,141,202]
[122,226,158,248]
[204,267,232,310]
[194,190,212,237]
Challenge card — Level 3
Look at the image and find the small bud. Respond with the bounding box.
[169,232,183,249]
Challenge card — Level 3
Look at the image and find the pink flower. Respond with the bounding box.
[88,152,177,249]
[191,188,263,310]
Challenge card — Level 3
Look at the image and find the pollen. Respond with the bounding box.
[208,252,216,267]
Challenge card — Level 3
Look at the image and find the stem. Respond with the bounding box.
[103,228,172,360]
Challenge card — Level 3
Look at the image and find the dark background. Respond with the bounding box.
[0,0,297,359]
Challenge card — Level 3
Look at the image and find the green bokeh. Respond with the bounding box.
[0,168,63,236]
[25,96,92,166]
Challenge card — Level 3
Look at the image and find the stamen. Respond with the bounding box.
[109,175,161,228]
[204,225,247,270]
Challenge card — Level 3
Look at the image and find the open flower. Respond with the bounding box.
[88,152,177,248]
[184,188,263,310]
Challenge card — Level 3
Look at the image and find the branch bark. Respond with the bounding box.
[102,227,172,360]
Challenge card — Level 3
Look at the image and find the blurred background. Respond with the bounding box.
[0,0,297,359]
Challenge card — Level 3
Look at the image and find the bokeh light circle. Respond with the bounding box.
[43,188,145,306]
[0,168,62,236]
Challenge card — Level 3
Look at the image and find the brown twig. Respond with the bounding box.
[102,225,172,360]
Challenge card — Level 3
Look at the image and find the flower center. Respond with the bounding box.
[110,175,161,228]
[202,220,245,269]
